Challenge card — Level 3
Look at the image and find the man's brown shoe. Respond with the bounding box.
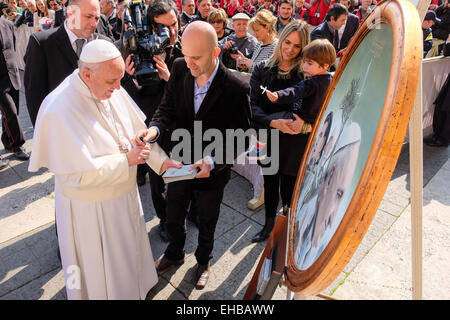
[194,263,210,289]
[155,256,184,275]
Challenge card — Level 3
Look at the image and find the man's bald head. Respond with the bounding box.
[181,21,221,79]
[182,21,218,52]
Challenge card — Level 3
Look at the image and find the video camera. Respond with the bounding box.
[122,0,171,86]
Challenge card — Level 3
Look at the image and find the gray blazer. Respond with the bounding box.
[0,18,21,91]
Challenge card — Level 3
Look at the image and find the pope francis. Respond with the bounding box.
[29,40,180,299]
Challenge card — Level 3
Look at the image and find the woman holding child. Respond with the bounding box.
[250,20,336,243]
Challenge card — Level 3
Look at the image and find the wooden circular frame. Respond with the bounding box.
[285,0,422,295]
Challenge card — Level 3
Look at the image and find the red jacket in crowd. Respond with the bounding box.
[307,0,331,26]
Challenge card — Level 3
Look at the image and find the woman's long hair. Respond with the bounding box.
[266,19,310,73]
[37,0,49,17]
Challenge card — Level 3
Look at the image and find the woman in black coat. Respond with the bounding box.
[250,20,312,242]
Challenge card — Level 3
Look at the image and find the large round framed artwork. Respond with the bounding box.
[285,0,422,295]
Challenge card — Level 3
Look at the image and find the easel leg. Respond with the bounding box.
[409,63,423,300]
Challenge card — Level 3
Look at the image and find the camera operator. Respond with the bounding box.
[122,0,183,241]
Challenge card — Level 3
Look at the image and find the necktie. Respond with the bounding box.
[333,29,339,51]
[75,38,85,58]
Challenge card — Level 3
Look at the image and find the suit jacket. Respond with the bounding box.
[339,13,359,51]
[444,42,450,57]
[311,21,334,48]
[432,5,450,40]
[180,12,193,26]
[14,9,34,27]
[149,58,251,176]
[24,26,110,126]
[96,14,115,41]
[0,18,20,91]
[107,14,120,41]
[53,8,65,27]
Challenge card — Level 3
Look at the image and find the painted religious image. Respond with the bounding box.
[293,23,394,270]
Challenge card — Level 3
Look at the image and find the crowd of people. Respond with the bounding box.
[0,0,449,300]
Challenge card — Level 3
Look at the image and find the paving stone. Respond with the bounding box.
[0,268,65,300]
[0,242,41,297]
[146,276,186,300]
[214,205,247,239]
[342,210,398,274]
[221,217,267,246]
[222,174,258,217]
[378,198,406,217]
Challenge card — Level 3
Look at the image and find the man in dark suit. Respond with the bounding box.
[0,17,29,160]
[180,0,196,26]
[135,21,251,289]
[191,0,212,23]
[52,0,66,27]
[47,0,66,27]
[337,8,359,52]
[14,0,36,27]
[24,0,110,127]
[311,4,348,52]
[53,8,65,27]
[100,0,119,40]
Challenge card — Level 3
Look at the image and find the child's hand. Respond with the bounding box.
[266,90,278,103]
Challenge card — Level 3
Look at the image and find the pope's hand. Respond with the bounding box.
[161,158,183,172]
[127,145,150,166]
[190,158,211,179]
[134,128,158,146]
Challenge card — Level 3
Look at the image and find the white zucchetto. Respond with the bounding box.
[79,39,121,63]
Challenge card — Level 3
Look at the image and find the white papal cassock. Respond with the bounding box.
[29,69,168,300]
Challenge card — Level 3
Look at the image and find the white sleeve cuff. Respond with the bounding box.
[148,126,160,143]
[205,155,215,170]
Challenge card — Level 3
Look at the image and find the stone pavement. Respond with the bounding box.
[1,78,450,300]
